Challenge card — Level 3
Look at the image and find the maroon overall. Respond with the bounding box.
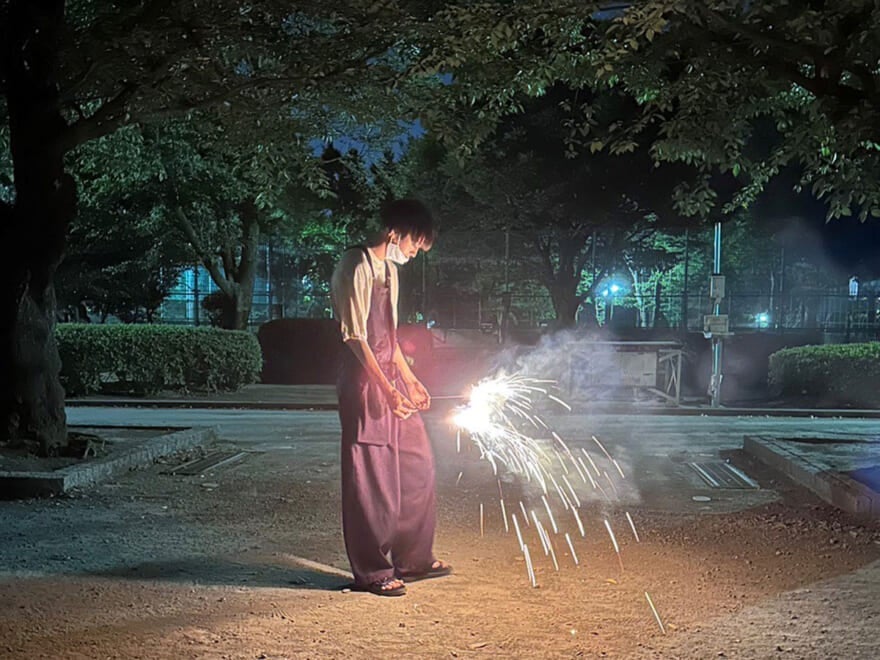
[337,249,437,587]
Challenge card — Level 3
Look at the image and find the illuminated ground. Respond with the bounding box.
[1,408,879,658]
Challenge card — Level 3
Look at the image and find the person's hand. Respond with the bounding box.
[385,386,417,419]
[405,378,431,411]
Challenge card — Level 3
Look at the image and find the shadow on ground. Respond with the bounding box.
[89,557,349,591]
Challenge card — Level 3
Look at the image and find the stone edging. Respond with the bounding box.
[0,426,217,499]
[743,435,880,517]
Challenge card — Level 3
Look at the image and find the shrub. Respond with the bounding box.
[57,324,262,395]
[257,319,435,385]
[768,342,880,406]
[258,318,343,385]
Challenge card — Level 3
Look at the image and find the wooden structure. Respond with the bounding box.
[566,341,683,405]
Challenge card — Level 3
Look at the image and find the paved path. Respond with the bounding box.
[67,406,880,515]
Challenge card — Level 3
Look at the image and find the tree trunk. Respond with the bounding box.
[536,233,589,329]
[548,278,581,328]
[625,262,646,327]
[230,203,259,330]
[1,1,70,453]
[653,280,667,328]
[175,202,260,330]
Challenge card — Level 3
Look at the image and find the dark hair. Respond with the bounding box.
[380,199,437,247]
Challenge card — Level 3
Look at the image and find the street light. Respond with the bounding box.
[600,281,625,324]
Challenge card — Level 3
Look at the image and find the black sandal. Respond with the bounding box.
[358,576,406,597]
[397,561,453,582]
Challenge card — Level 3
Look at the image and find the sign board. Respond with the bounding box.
[616,351,657,387]
[565,341,683,405]
[703,314,729,334]
[709,275,726,300]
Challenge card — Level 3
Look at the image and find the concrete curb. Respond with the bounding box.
[65,397,880,418]
[743,435,880,517]
[0,426,217,499]
[66,399,338,411]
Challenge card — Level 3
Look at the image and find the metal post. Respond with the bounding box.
[504,226,510,293]
[266,243,273,320]
[681,227,690,329]
[193,265,200,326]
[709,221,723,407]
[778,245,785,330]
[501,226,510,343]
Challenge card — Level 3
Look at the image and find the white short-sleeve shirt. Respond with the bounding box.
[330,246,399,342]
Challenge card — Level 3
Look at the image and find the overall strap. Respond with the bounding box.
[345,245,389,282]
[345,245,375,278]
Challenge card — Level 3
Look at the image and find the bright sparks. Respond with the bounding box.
[452,371,665,633]
[451,374,568,489]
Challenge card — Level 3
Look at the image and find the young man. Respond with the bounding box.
[330,199,452,597]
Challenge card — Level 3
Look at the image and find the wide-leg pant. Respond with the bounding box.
[339,381,437,586]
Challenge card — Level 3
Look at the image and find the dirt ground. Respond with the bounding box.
[2,433,880,659]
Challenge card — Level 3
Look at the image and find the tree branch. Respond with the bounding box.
[690,6,879,111]
[693,6,816,62]
[172,206,233,296]
[236,201,260,284]
[221,245,237,281]
[534,235,557,285]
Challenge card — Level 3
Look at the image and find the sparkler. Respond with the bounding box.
[554,448,570,474]
[547,534,560,571]
[564,532,579,566]
[571,455,589,485]
[604,471,619,497]
[548,473,570,511]
[523,544,537,587]
[580,447,601,477]
[592,435,614,462]
[645,592,666,634]
[512,513,525,551]
[450,374,570,490]
[541,494,559,534]
[547,394,571,411]
[626,511,640,543]
[531,511,550,555]
[562,474,581,507]
[451,370,668,637]
[604,518,624,572]
[577,457,592,486]
[571,506,585,537]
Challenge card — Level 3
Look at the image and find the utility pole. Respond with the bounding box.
[681,227,690,330]
[705,221,728,408]
[501,226,511,343]
[193,265,200,326]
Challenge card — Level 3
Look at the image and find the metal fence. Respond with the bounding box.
[156,252,880,342]
[157,266,880,340]
[424,291,880,335]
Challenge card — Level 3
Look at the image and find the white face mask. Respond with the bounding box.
[386,239,410,265]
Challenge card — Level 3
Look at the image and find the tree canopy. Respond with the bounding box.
[415,1,880,220]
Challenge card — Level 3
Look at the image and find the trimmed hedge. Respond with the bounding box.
[768,342,880,406]
[57,324,262,395]
[258,318,343,385]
